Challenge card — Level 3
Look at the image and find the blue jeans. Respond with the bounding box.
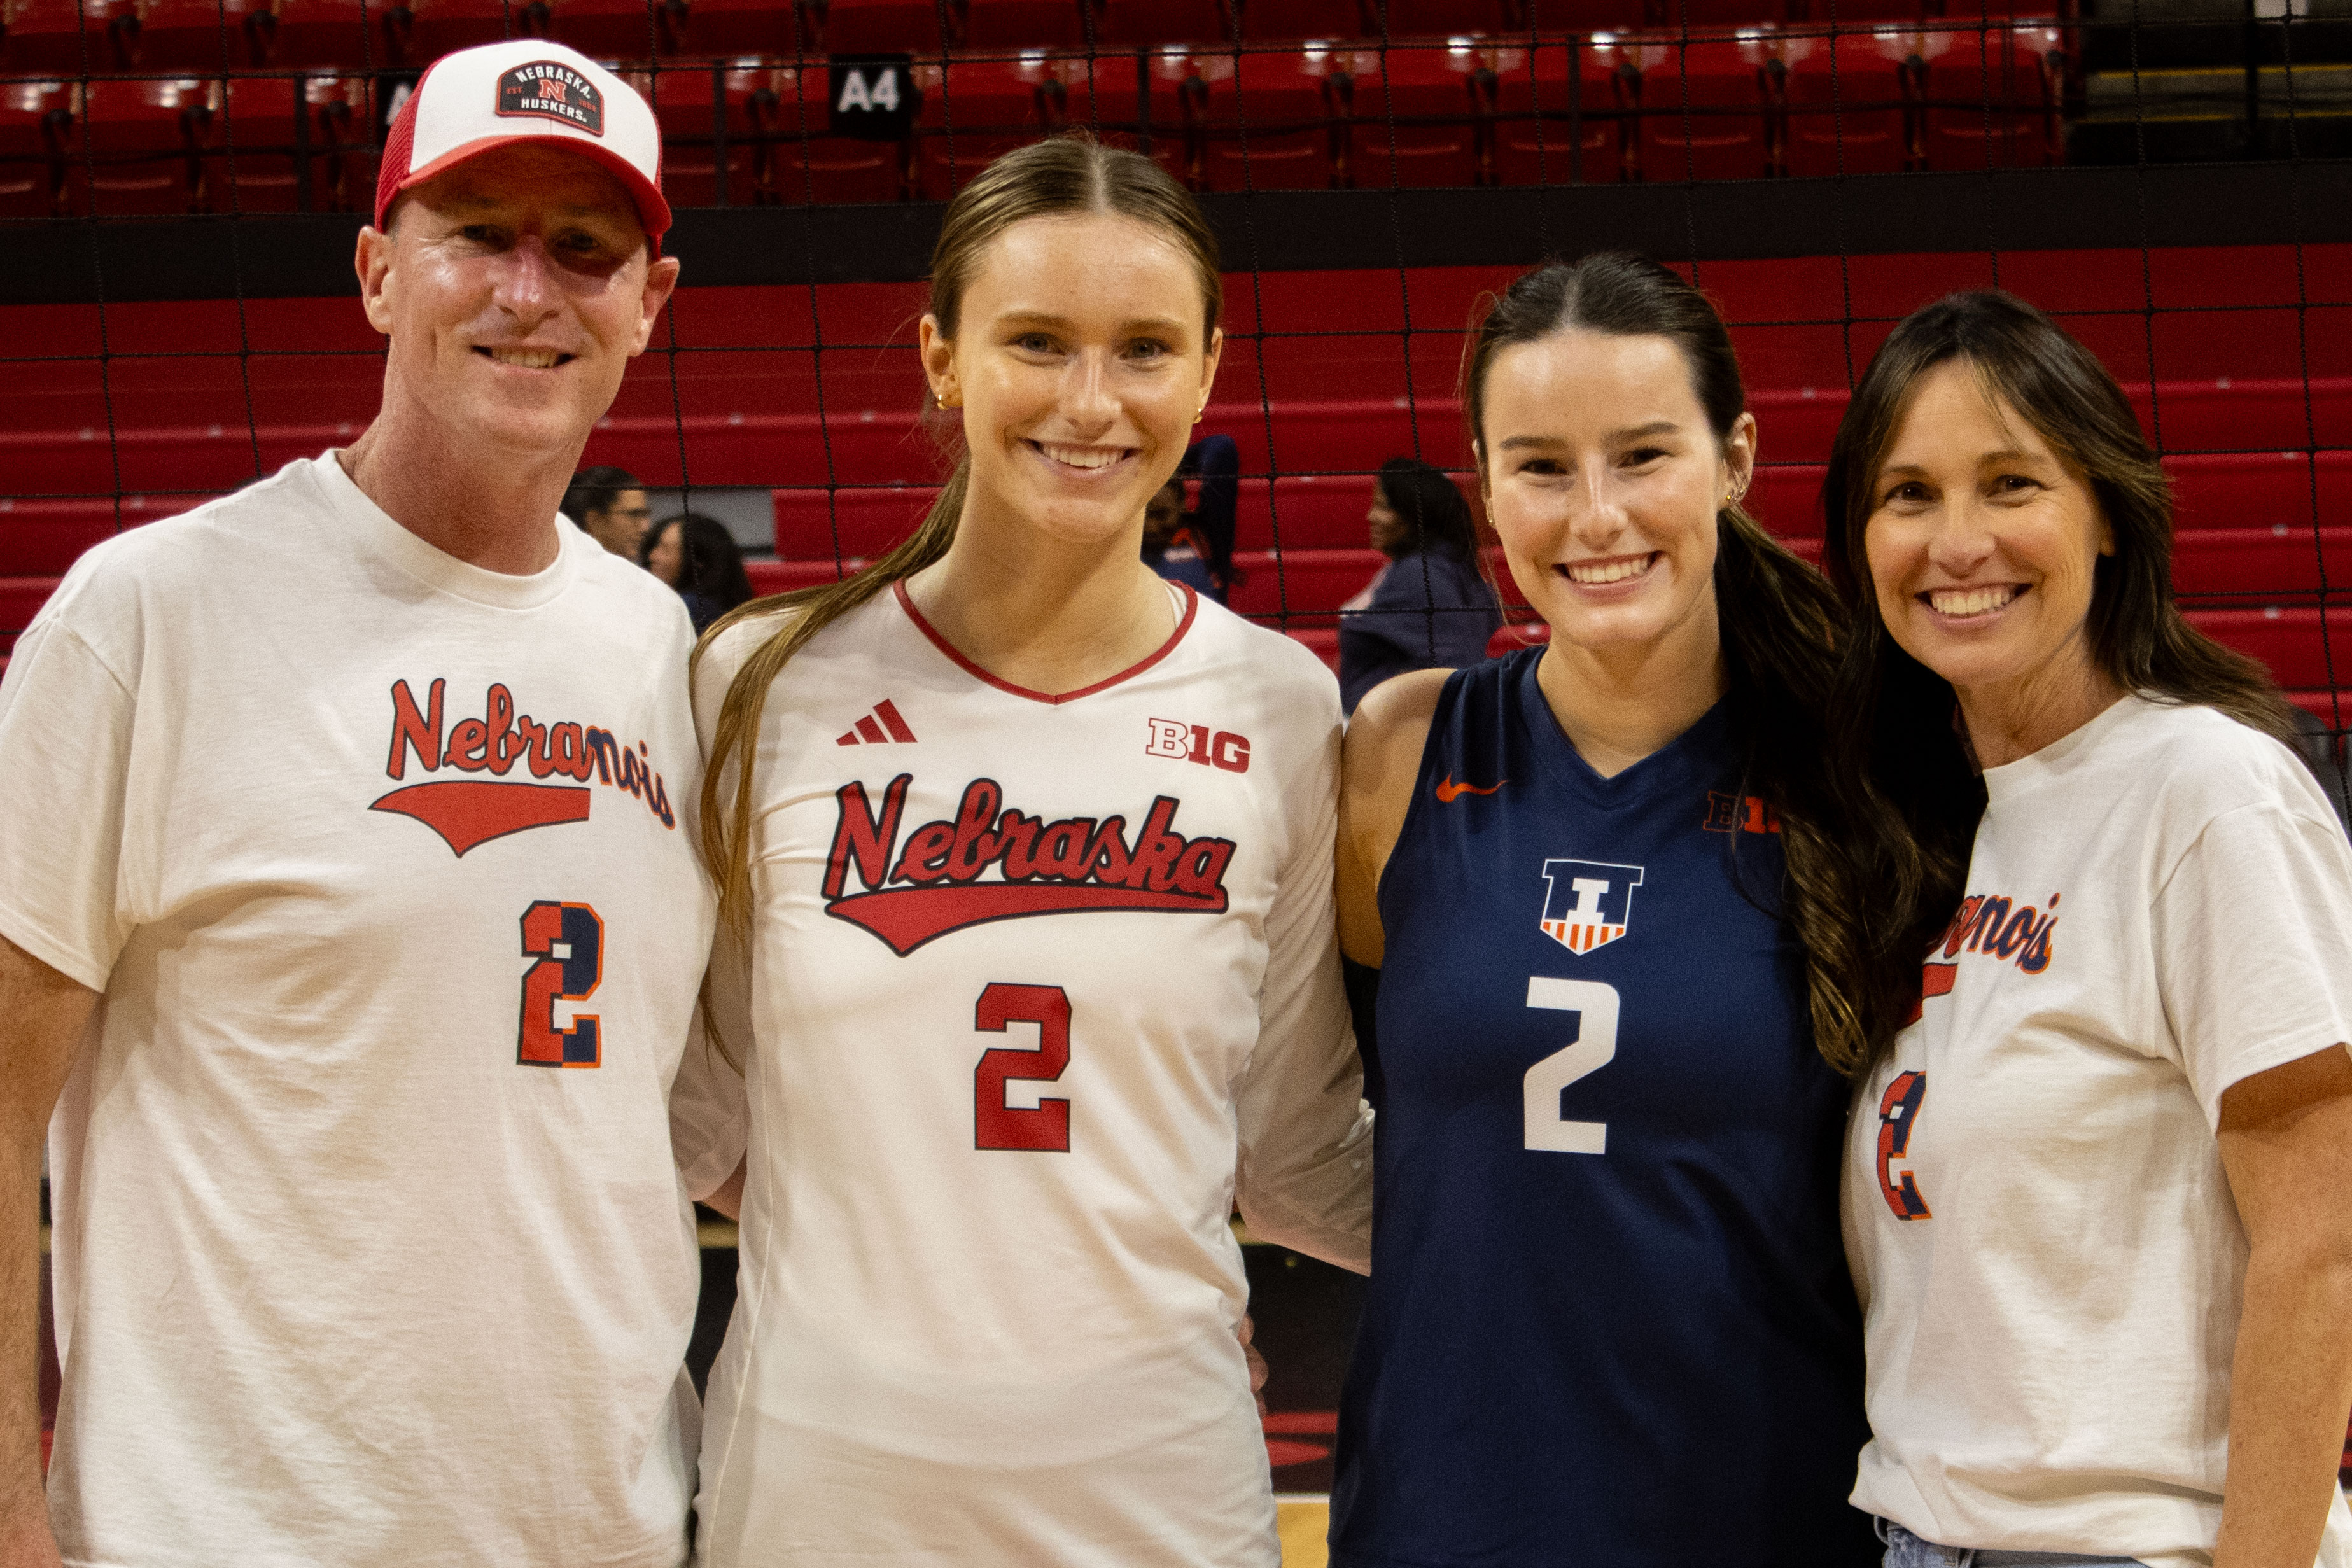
[1880,1519,2148,1567]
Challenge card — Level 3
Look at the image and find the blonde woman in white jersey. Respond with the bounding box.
[1819,289,2352,1568]
[667,136,1373,1567]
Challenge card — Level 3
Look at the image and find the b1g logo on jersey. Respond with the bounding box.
[1702,791,1781,835]
[1539,859,1644,954]
[1144,718,1250,774]
[496,62,605,134]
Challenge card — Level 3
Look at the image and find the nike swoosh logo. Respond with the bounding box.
[1435,776,1506,802]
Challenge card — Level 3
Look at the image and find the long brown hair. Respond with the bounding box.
[1464,253,1875,1075]
[1819,288,2304,1068]
[693,134,1224,946]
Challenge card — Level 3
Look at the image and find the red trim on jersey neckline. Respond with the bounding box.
[892,578,1198,706]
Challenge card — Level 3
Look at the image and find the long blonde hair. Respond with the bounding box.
[692,134,1224,946]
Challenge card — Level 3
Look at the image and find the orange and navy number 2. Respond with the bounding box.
[519,901,605,1068]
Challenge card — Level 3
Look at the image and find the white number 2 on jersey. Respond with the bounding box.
[1523,977,1620,1154]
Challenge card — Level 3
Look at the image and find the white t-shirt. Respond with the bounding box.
[673,580,1373,1567]
[1844,694,2352,1568]
[0,454,717,1567]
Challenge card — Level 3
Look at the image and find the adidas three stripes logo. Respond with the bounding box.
[836,699,918,746]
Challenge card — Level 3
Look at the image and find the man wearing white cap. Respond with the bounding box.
[0,41,715,1568]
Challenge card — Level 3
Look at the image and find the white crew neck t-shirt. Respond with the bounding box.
[673,582,1373,1567]
[0,454,717,1567]
[1845,693,2352,1568]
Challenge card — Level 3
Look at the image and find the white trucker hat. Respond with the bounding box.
[375,39,671,252]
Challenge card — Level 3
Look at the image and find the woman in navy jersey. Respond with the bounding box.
[1329,253,1879,1567]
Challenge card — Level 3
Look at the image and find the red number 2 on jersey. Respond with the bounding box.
[519,900,604,1068]
[974,983,1071,1151]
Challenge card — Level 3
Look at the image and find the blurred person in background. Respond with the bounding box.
[643,512,754,634]
[1338,458,1502,713]
[1142,433,1239,604]
[563,464,652,559]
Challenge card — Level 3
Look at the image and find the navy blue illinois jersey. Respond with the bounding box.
[1329,648,1875,1568]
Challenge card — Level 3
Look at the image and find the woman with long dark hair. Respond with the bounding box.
[1824,290,2352,1568]
[1327,252,1878,1567]
[670,136,1373,1566]
[1336,456,1502,713]
[640,511,753,633]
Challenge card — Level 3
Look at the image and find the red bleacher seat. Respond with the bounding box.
[820,0,954,53]
[195,76,306,212]
[1771,28,1908,176]
[644,60,773,207]
[774,486,941,558]
[746,557,863,596]
[1600,36,1770,183]
[303,73,379,211]
[75,75,212,216]
[1744,460,1827,537]
[776,67,911,205]
[1289,624,1340,672]
[2173,528,2352,603]
[1782,0,1926,21]
[134,0,279,67]
[652,0,806,58]
[395,0,527,69]
[0,495,208,575]
[647,62,908,207]
[1484,41,1616,187]
[2190,608,2352,692]
[1163,45,1344,192]
[912,53,1182,195]
[0,579,60,655]
[1231,0,1370,36]
[1333,43,1481,189]
[2169,449,2352,534]
[0,78,73,218]
[961,0,1088,46]
[913,57,1056,199]
[1640,0,1791,29]
[1528,0,1647,25]
[1086,0,1229,43]
[1912,20,2064,171]
[1235,472,1379,550]
[1380,0,1515,32]
[542,0,682,60]
[1227,546,1384,624]
[269,0,383,68]
[3,0,141,72]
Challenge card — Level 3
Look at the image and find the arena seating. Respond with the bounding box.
[1,1,2078,218]
[3,246,2348,694]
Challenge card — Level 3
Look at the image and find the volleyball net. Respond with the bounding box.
[3,0,2349,801]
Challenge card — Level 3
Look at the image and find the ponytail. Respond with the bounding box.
[693,460,969,946]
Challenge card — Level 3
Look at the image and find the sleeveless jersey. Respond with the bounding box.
[677,582,1373,1568]
[1329,649,1875,1568]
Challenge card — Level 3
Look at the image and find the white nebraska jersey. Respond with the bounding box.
[677,580,1373,1568]
[0,454,715,1567]
[1844,695,2352,1568]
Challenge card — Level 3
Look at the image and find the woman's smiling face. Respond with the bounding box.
[1863,357,2114,711]
[1478,327,1751,661]
[921,212,1220,553]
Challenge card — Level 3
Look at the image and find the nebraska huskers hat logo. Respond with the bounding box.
[496,60,605,136]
